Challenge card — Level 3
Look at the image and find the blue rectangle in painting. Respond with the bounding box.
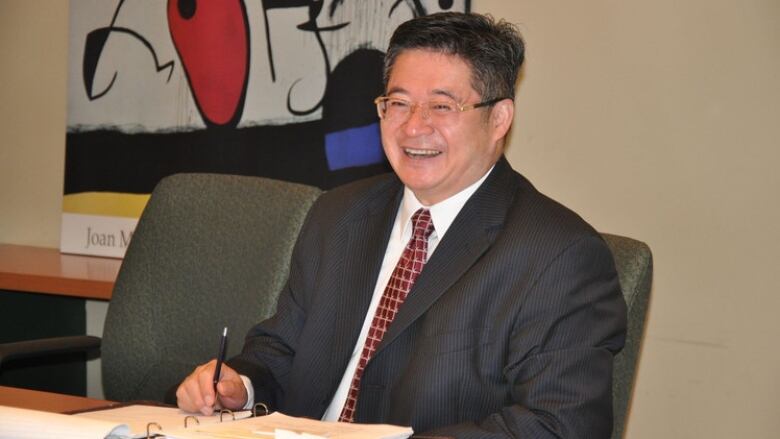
[325,123,384,170]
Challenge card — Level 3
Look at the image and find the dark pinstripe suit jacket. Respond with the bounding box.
[231,157,627,438]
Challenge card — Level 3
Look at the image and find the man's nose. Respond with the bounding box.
[403,103,433,135]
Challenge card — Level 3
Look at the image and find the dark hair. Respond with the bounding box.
[384,12,525,101]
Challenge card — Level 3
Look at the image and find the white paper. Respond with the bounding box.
[0,405,410,439]
[75,405,252,438]
[0,405,130,439]
[164,412,412,439]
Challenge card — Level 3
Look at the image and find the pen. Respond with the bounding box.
[213,326,228,398]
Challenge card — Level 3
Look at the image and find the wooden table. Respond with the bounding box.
[0,244,121,300]
[0,245,120,395]
[0,385,115,413]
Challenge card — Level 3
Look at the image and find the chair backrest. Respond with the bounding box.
[101,174,321,402]
[601,233,653,439]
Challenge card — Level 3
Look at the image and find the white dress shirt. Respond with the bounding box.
[242,167,494,417]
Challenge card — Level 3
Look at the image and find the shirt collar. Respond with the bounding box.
[398,165,495,243]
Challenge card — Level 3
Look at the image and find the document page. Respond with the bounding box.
[75,404,252,438]
[164,411,413,439]
[0,405,130,439]
[0,404,411,439]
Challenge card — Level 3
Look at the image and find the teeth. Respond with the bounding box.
[404,148,441,157]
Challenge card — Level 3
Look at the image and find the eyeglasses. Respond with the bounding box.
[374,96,507,124]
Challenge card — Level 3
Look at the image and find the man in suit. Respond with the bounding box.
[177,12,627,438]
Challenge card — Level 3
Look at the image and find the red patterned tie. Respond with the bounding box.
[339,208,435,422]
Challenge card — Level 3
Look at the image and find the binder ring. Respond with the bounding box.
[253,402,269,417]
[146,421,162,438]
[184,415,200,428]
[219,408,235,422]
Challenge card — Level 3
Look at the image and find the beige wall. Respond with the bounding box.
[481,1,780,437]
[1,1,779,437]
[0,1,68,247]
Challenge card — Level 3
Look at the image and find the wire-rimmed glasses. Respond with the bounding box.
[374,96,507,124]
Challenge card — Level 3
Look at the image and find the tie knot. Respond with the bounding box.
[411,208,435,240]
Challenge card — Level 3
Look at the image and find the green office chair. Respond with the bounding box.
[601,234,653,439]
[0,174,321,403]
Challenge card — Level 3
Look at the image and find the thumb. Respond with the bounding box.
[216,378,248,410]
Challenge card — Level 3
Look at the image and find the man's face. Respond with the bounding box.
[381,49,506,205]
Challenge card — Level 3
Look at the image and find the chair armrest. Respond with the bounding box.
[0,335,101,367]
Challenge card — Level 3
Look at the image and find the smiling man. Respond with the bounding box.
[177,12,627,438]
[378,47,511,206]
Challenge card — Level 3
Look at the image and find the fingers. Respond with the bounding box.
[214,364,248,411]
[176,360,218,415]
[215,368,248,411]
[198,361,217,408]
[176,360,248,415]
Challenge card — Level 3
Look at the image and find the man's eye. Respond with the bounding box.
[388,99,410,109]
[430,102,455,112]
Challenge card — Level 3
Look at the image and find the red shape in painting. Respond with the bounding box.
[168,0,249,127]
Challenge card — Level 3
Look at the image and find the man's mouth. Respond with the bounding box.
[403,148,441,158]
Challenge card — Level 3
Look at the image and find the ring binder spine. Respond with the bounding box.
[145,421,162,438]
[253,402,269,417]
[184,415,200,428]
[219,408,235,422]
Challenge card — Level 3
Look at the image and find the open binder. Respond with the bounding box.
[0,404,252,439]
[0,403,413,439]
[74,404,255,437]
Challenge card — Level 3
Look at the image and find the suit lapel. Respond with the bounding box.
[328,181,403,379]
[377,158,519,354]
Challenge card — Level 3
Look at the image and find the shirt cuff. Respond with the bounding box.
[239,374,255,410]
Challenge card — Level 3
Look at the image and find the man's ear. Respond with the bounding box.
[490,99,514,143]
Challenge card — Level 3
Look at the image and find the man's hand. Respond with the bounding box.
[176,359,248,415]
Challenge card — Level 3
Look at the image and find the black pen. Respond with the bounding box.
[213,326,228,399]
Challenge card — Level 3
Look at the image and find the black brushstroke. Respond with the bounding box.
[83,0,174,101]
[65,121,390,194]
